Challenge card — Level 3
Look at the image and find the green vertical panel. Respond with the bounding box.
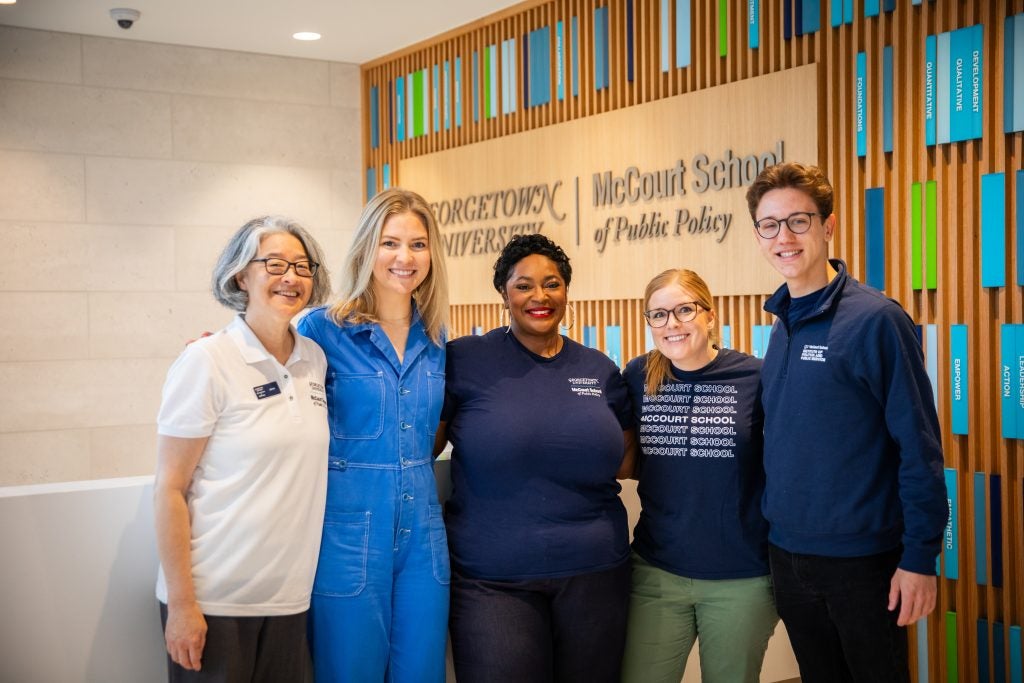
[926,180,938,290]
[911,182,923,290]
[483,48,492,119]
[718,0,728,57]
[946,611,959,683]
[413,70,424,137]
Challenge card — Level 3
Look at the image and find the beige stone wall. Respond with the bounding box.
[0,26,363,485]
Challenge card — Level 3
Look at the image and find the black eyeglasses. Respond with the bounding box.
[250,258,319,278]
[643,302,703,328]
[753,211,825,239]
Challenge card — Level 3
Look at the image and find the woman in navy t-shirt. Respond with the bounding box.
[435,234,635,683]
[619,268,778,683]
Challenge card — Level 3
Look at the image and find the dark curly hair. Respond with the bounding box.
[492,233,572,293]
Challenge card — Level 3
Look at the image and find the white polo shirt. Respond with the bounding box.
[156,314,329,616]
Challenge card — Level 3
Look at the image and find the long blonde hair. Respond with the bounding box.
[643,268,717,395]
[329,188,449,345]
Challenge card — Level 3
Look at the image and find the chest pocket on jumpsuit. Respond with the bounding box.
[425,371,444,437]
[330,371,384,439]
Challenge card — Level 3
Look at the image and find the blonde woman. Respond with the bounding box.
[298,188,450,682]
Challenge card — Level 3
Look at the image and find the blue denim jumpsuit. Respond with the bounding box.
[298,307,449,683]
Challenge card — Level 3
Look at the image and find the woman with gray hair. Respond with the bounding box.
[153,215,331,681]
[298,188,451,682]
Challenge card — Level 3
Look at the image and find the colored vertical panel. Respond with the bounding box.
[856,52,867,157]
[387,80,393,144]
[395,76,405,141]
[720,325,732,350]
[530,27,551,107]
[947,612,959,683]
[472,326,483,336]
[718,0,727,57]
[443,61,451,131]
[950,325,969,435]
[472,51,479,122]
[970,25,984,140]
[1017,325,1024,438]
[943,468,959,578]
[917,618,930,683]
[571,17,579,97]
[1007,15,1024,133]
[482,49,490,120]
[645,326,655,353]
[1011,626,1022,683]
[370,86,380,149]
[865,0,879,17]
[406,73,414,138]
[973,473,987,585]
[749,0,759,49]
[556,21,565,100]
[801,0,820,34]
[991,476,1003,587]
[1019,171,1024,286]
[501,39,516,114]
[366,167,375,202]
[752,325,771,359]
[843,0,853,24]
[522,32,529,110]
[783,0,792,40]
[626,0,635,82]
[936,31,951,144]
[676,0,691,68]
[911,183,923,290]
[883,0,896,10]
[382,164,390,190]
[865,188,885,290]
[594,6,609,90]
[455,56,463,128]
[995,622,1007,683]
[883,45,894,153]
[487,44,498,119]
[830,0,842,28]
[925,35,937,146]
[605,326,622,366]
[979,620,991,683]
[926,325,939,412]
[412,69,424,137]
[1002,327,1016,438]
[432,65,439,133]
[660,0,670,72]
[421,69,430,134]
[926,181,938,290]
[982,173,1007,288]
[583,326,599,349]
[949,27,971,143]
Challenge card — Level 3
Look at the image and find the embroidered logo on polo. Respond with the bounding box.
[800,344,828,363]
[309,381,327,409]
[567,377,603,397]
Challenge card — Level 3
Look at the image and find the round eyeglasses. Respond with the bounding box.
[753,211,826,239]
[643,302,703,328]
[250,258,319,278]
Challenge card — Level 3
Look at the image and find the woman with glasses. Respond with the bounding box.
[435,233,635,683]
[297,188,451,682]
[619,268,778,683]
[154,216,331,680]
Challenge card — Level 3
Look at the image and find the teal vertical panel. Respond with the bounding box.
[1018,171,1024,286]
[865,0,879,17]
[556,21,565,100]
[948,25,983,142]
[720,324,732,350]
[1017,326,1024,438]
[370,86,380,149]
[917,617,930,683]
[995,622,1007,683]
[981,173,1007,288]
[843,0,853,24]
[974,472,987,585]
[1001,325,1018,439]
[455,56,463,128]
[749,0,759,49]
[950,325,969,434]
[865,188,885,289]
[883,45,894,152]
[1007,15,1024,133]
[443,61,451,131]
[979,619,991,682]
[830,0,843,28]
[571,17,579,97]
[970,24,984,139]
[925,35,937,146]
[382,163,390,190]
[472,326,483,335]
[530,27,551,106]
[856,52,867,157]
[605,326,622,366]
[366,168,375,201]
[937,31,951,144]
[801,0,820,33]
[644,326,655,352]
[1010,625,1022,683]
[660,0,670,71]
[395,76,405,141]
[594,6,609,90]
[943,468,959,579]
[472,51,479,122]
[676,0,691,68]
[752,325,771,359]
[583,326,599,349]
[926,324,939,411]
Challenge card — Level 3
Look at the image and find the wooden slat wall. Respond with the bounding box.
[363,1,1024,680]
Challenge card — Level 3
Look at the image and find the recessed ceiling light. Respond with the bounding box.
[0,1,18,5]
[292,32,321,41]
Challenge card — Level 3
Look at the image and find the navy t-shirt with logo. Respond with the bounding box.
[441,328,633,580]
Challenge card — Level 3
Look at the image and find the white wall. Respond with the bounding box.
[0,25,363,486]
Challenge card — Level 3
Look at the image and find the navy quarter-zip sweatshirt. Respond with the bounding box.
[760,259,947,574]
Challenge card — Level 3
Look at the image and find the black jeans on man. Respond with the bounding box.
[768,544,910,683]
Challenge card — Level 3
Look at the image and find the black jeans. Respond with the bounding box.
[768,545,909,683]
[449,560,631,683]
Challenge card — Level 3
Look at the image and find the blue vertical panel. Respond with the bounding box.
[949,27,971,142]
[856,52,867,157]
[432,65,439,133]
[644,326,655,352]
[382,163,390,190]
[950,325,969,434]
[605,326,622,366]
[883,0,896,10]
[843,0,853,24]
[583,326,599,349]
[926,324,939,411]
[749,0,760,48]
[1012,325,1024,438]
[883,45,894,152]
[830,0,842,28]
[1018,171,1024,286]
[981,173,1006,288]
[556,21,565,100]
[660,0,670,71]
[472,51,479,122]
[979,619,991,683]
[752,325,772,359]
[974,472,987,585]
[571,17,579,97]
[991,476,1003,587]
[995,622,1007,683]
[1011,626,1022,683]
[936,31,951,144]
[626,0,635,82]
[594,6,609,91]
[865,188,886,290]
[917,618,930,683]
[801,0,820,34]
[443,61,451,130]
[370,86,380,149]
[865,0,879,17]
[1006,15,1024,133]
[943,468,958,579]
[395,76,405,141]
[784,0,793,39]
[970,25,984,139]
[366,167,376,201]
[529,27,551,107]
[387,80,393,144]
[472,326,483,336]
[720,324,732,350]
[925,35,937,146]
[676,0,691,68]
[522,31,529,110]
[454,56,463,128]
[488,44,499,118]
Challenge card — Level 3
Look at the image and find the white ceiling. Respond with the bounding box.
[0,0,521,64]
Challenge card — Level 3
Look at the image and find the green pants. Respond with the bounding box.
[620,553,779,683]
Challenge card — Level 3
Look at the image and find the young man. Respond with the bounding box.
[745,162,947,683]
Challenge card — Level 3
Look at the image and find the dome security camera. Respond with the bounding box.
[110,8,140,30]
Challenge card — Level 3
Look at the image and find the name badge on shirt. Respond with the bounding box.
[253,381,281,400]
